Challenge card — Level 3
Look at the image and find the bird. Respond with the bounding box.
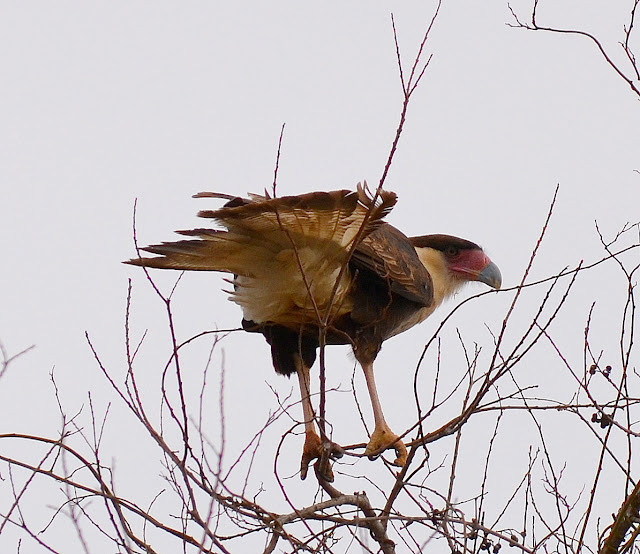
[126,184,501,481]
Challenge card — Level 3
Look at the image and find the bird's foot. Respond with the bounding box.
[364,424,408,467]
[300,430,344,482]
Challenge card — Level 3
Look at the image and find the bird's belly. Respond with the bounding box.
[229,246,354,326]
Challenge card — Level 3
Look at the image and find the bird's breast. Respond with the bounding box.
[385,304,437,339]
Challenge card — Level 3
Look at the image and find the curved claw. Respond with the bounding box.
[364,425,407,467]
[300,431,344,482]
[390,439,408,467]
[326,441,345,460]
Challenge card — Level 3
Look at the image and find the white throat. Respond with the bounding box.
[415,247,466,307]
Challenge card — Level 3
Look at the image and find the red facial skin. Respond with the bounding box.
[447,248,501,289]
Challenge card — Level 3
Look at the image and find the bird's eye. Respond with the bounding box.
[445,246,459,258]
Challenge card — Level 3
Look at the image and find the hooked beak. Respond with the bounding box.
[476,260,502,290]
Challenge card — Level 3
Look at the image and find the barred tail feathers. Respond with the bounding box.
[124,230,257,274]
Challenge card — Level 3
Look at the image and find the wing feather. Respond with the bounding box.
[351,223,433,306]
[196,183,396,252]
[126,183,397,278]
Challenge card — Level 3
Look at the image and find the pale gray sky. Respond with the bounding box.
[1,2,639,552]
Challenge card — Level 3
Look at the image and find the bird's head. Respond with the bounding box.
[411,234,501,304]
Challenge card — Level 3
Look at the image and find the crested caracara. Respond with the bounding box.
[126,184,501,480]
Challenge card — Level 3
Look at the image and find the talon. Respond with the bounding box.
[364,425,407,467]
[314,455,334,482]
[328,442,344,460]
[300,431,322,480]
[300,431,342,482]
[392,440,408,467]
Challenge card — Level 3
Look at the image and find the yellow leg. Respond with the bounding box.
[361,360,408,466]
[295,357,343,481]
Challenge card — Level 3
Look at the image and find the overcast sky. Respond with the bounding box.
[1,2,639,552]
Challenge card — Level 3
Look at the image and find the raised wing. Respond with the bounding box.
[126,184,397,278]
[194,184,396,253]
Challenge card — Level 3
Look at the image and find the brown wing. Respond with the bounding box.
[195,183,397,250]
[126,183,397,276]
[350,223,433,306]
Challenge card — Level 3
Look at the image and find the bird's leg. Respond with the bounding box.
[295,357,343,481]
[361,360,408,466]
[296,360,322,479]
